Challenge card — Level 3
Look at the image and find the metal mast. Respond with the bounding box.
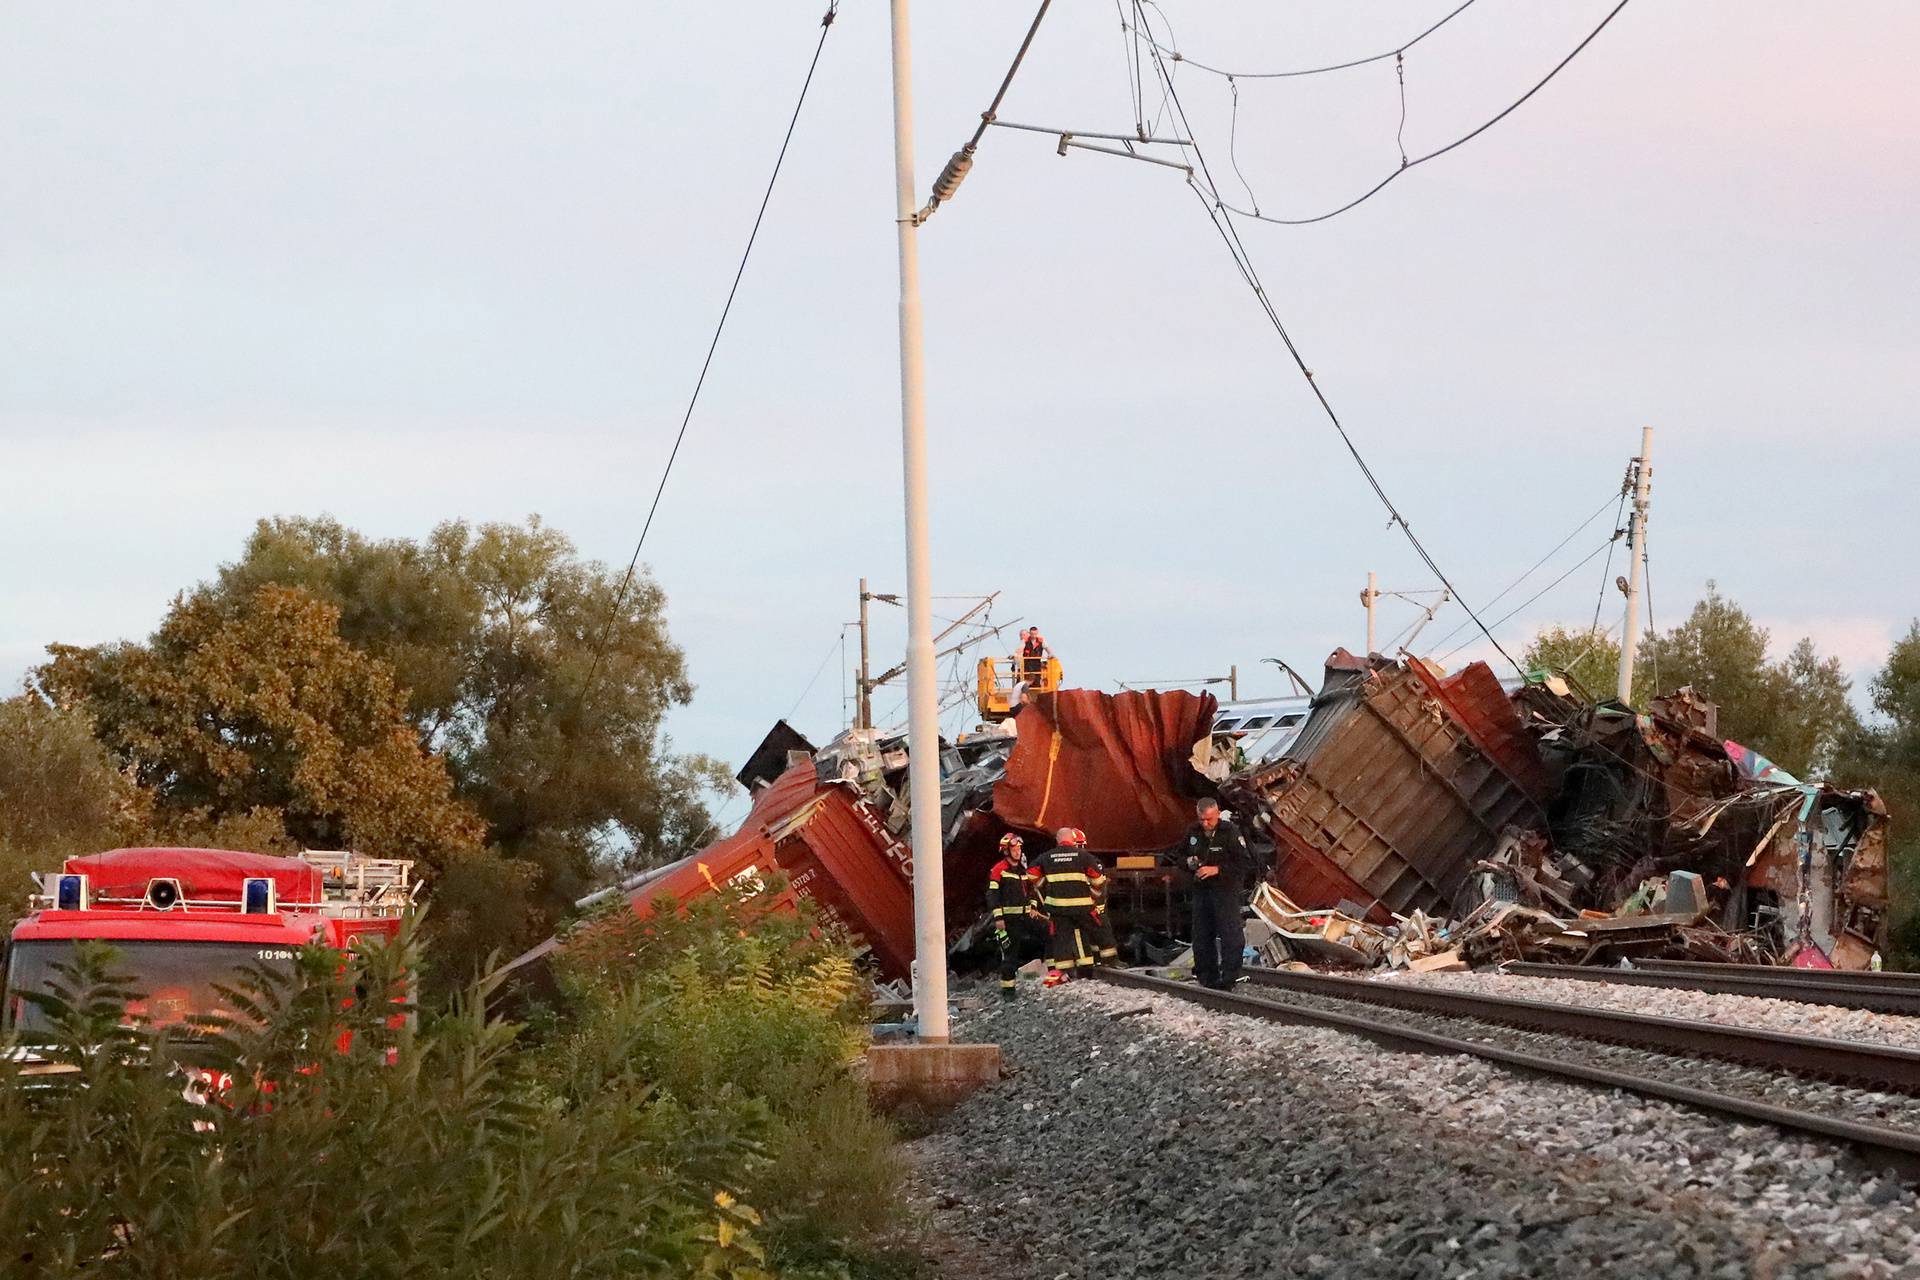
[1615,427,1654,703]
[887,0,948,1043]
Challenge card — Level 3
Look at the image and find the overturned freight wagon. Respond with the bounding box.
[507,761,917,983]
[1228,650,1554,924]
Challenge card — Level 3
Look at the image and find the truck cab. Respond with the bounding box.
[4,847,416,1046]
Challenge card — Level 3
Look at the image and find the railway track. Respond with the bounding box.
[1502,960,1920,1017]
[1094,966,1920,1182]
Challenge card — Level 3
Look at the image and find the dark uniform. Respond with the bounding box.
[1182,816,1254,989]
[984,854,1044,996]
[1035,844,1118,980]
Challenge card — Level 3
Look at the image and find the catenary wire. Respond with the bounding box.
[785,628,848,723]
[1589,483,1632,636]
[1131,17,1522,673]
[1426,490,1623,653]
[1211,0,1634,226]
[1127,0,1481,79]
[577,2,841,712]
[1437,535,1616,662]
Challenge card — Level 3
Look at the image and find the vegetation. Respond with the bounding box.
[0,698,145,932]
[1527,591,1920,968]
[0,898,917,1279]
[13,514,733,981]
[552,890,911,1275]
[1524,582,1857,778]
[1835,622,1920,967]
[206,516,732,897]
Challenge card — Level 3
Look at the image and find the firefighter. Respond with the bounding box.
[1036,827,1118,985]
[1182,797,1254,990]
[985,833,1043,1000]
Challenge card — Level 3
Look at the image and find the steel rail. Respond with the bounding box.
[1094,968,1920,1182]
[1635,959,1920,994]
[1502,962,1920,1018]
[1239,966,1920,1094]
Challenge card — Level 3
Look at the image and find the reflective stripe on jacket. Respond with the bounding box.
[1035,847,1106,911]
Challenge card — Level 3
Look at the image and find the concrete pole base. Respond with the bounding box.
[865,1041,1003,1110]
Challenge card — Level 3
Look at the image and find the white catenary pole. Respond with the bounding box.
[1364,570,1379,655]
[888,0,949,1043]
[1616,426,1654,703]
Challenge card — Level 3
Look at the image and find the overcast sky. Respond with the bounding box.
[4,2,1916,793]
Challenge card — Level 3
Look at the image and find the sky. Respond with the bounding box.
[3,1,1917,795]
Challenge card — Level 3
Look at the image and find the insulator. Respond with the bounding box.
[931,150,974,203]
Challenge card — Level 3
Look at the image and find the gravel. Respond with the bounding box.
[1384,969,1920,1052]
[905,978,1920,1280]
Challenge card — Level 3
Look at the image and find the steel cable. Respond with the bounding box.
[577,3,841,712]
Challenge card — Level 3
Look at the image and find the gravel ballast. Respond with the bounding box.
[906,978,1920,1280]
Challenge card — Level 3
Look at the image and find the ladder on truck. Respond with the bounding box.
[299,850,419,918]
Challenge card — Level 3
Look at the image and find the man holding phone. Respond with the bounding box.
[1182,797,1253,990]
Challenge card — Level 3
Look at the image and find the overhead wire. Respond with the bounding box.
[1437,535,1617,662]
[1130,16,1523,673]
[1204,0,1636,226]
[1589,482,1632,636]
[1126,0,1480,79]
[577,2,841,712]
[915,0,1056,223]
[784,627,848,724]
[1425,490,1623,653]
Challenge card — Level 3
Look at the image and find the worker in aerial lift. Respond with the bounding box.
[985,833,1044,1000]
[1019,626,1050,686]
[1036,827,1118,986]
[1182,797,1255,990]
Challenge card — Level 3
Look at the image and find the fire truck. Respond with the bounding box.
[3,846,417,1049]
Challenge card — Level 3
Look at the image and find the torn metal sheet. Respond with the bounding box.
[992,688,1217,852]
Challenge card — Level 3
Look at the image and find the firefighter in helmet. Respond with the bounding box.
[984,833,1044,1000]
[1035,827,1118,985]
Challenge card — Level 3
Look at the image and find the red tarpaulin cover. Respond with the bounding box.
[64,848,325,903]
[993,689,1216,853]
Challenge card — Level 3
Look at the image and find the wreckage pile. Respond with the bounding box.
[516,644,1888,986]
[1226,651,1889,974]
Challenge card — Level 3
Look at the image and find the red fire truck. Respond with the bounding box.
[3,846,417,1047]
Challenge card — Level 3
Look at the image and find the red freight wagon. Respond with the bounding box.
[620,765,916,980]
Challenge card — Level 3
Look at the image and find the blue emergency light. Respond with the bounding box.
[55,874,89,912]
[242,876,277,915]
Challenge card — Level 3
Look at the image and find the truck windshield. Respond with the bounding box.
[4,940,299,1039]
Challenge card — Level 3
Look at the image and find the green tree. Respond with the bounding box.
[1835,621,1920,966]
[0,697,143,929]
[35,584,484,869]
[207,516,731,911]
[1638,583,1857,776]
[1522,624,1623,703]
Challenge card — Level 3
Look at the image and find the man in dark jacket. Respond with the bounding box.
[1181,798,1254,989]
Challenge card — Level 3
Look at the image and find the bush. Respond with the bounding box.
[0,928,775,1278]
[553,890,914,1277]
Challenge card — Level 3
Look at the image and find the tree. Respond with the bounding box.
[1637,583,1857,777]
[36,585,484,868]
[1522,625,1623,703]
[205,516,731,912]
[1525,584,1859,778]
[0,697,143,929]
[1835,622,1920,966]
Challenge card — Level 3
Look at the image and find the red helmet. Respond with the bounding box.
[998,833,1025,855]
[1054,827,1087,849]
